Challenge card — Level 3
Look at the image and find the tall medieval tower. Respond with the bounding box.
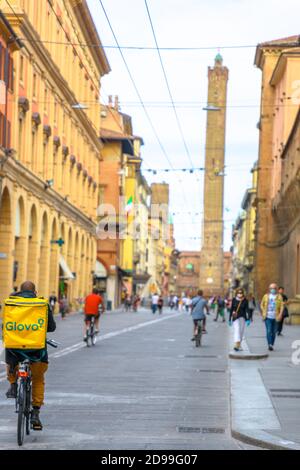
[199,54,229,296]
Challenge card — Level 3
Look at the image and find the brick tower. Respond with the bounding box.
[199,54,229,296]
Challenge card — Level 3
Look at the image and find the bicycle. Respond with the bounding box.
[194,320,203,347]
[15,338,58,446]
[86,315,97,347]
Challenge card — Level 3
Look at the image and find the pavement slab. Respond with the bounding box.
[0,309,248,450]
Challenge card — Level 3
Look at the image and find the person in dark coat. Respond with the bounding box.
[229,288,250,352]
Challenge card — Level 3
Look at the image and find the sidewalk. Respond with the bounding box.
[230,313,300,449]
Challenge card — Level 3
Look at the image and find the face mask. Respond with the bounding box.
[237,294,243,299]
[270,289,277,295]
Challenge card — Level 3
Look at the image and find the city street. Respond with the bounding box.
[0,308,259,450]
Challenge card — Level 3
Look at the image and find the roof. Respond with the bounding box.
[71,1,111,76]
[258,35,300,46]
[100,128,144,145]
[100,128,134,141]
[255,35,300,68]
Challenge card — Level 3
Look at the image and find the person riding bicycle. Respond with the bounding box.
[191,289,208,340]
[83,288,104,341]
[4,281,56,431]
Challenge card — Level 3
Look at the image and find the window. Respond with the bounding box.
[20,55,24,82]
[44,87,48,113]
[33,73,37,98]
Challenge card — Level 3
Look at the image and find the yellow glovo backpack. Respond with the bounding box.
[2,296,48,350]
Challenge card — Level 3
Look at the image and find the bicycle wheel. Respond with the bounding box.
[91,321,96,346]
[17,382,26,446]
[25,381,31,435]
[195,323,202,347]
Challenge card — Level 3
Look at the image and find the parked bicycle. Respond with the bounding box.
[15,338,58,446]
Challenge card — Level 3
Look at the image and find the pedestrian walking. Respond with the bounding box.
[169,295,175,310]
[229,288,250,352]
[260,283,284,351]
[158,295,164,314]
[247,293,256,322]
[49,291,57,314]
[59,294,69,320]
[124,293,131,312]
[214,296,226,322]
[132,294,140,312]
[277,287,289,336]
[151,292,159,314]
[185,296,192,313]
[209,296,217,316]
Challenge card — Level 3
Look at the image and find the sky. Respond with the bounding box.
[87,0,300,251]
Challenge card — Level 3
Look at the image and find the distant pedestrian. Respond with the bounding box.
[260,283,284,351]
[169,295,175,310]
[151,293,159,314]
[185,296,192,313]
[277,286,289,336]
[214,296,226,322]
[59,294,69,320]
[49,291,57,314]
[132,294,140,312]
[158,295,164,314]
[124,294,131,312]
[209,296,217,316]
[247,293,256,322]
[229,288,250,352]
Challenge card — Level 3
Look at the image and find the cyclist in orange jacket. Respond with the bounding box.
[83,288,105,341]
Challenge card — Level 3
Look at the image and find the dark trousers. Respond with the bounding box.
[265,318,277,346]
[248,309,254,321]
[277,318,284,335]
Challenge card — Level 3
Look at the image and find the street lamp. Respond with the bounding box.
[44,179,54,189]
[202,105,221,112]
[72,103,89,110]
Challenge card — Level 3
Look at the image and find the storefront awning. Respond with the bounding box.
[59,255,75,280]
[94,260,107,279]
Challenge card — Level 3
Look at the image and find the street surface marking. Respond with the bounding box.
[0,313,183,382]
[50,312,183,359]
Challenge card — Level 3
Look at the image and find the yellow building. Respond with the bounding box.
[0,1,110,307]
[232,163,257,293]
[253,35,300,300]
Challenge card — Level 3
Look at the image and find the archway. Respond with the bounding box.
[38,212,50,297]
[14,197,26,290]
[79,234,86,298]
[0,187,13,299]
[26,205,39,284]
[73,232,80,299]
[49,218,59,295]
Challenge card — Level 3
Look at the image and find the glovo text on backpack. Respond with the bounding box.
[2,297,48,349]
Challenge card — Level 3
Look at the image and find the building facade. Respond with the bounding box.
[176,251,201,296]
[0,1,110,307]
[254,36,300,301]
[232,163,257,294]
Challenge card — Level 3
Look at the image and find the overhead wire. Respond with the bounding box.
[143,0,194,169]
[97,0,195,216]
